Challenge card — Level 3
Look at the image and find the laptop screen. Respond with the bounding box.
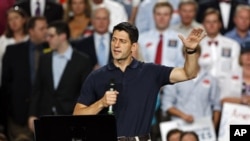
[34,115,117,141]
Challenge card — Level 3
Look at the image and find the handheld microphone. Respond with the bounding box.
[107,79,115,115]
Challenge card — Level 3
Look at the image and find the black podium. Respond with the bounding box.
[34,115,117,141]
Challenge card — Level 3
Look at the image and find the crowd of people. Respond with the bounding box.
[0,0,250,141]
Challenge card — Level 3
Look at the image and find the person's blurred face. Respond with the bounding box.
[203,13,221,36]
[111,30,136,61]
[154,6,172,31]
[7,11,26,32]
[241,52,250,69]
[46,27,64,50]
[71,0,85,15]
[168,132,182,141]
[181,134,198,141]
[234,9,250,31]
[29,19,47,44]
[179,3,196,25]
[92,8,110,34]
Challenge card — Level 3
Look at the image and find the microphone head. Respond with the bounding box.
[109,79,115,90]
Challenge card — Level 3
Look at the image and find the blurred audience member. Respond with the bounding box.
[166,128,183,141]
[171,0,203,37]
[135,0,181,34]
[74,7,112,70]
[138,2,184,140]
[15,0,63,23]
[65,0,93,40]
[180,131,199,141]
[28,21,92,133]
[0,7,29,86]
[90,0,128,32]
[1,17,48,141]
[199,8,241,100]
[115,0,141,24]
[196,0,248,34]
[221,42,250,105]
[0,0,15,35]
[225,5,250,47]
[161,46,221,130]
[139,2,184,67]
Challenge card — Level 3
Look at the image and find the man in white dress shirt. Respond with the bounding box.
[90,0,128,32]
[171,0,203,37]
[139,1,184,67]
[199,8,241,99]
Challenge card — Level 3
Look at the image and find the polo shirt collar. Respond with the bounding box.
[107,57,139,70]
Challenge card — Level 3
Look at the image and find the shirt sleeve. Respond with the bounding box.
[77,73,96,106]
[161,84,178,114]
[210,77,221,111]
[158,65,174,86]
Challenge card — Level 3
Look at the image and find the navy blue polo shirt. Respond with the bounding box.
[77,59,173,136]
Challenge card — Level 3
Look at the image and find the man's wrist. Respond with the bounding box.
[186,48,197,54]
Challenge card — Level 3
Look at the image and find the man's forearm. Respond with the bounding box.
[213,111,221,129]
[183,48,199,79]
[73,100,105,115]
[168,107,186,119]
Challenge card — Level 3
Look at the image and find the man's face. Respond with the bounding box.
[29,20,47,44]
[46,27,62,50]
[154,6,172,31]
[234,9,250,31]
[111,30,136,61]
[92,8,110,34]
[203,13,221,36]
[179,4,196,25]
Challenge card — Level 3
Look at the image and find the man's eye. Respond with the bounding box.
[121,40,127,43]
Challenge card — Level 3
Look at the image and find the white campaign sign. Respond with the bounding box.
[160,117,216,141]
[218,103,250,141]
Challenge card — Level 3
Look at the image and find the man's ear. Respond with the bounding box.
[131,42,139,59]
[131,42,138,52]
[60,33,67,40]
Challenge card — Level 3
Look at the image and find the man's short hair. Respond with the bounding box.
[180,131,199,141]
[202,8,221,23]
[27,16,47,30]
[153,1,173,14]
[178,0,198,11]
[234,4,250,17]
[166,128,183,140]
[112,22,139,44]
[48,20,70,40]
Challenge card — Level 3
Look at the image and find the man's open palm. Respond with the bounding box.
[178,28,206,50]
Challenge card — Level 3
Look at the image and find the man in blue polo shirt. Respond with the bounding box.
[73,22,206,140]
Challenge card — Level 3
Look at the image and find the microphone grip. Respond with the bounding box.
[108,87,114,115]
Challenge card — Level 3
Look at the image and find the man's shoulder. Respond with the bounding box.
[73,49,91,60]
[224,29,236,37]
[104,0,125,9]
[72,35,94,48]
[220,35,239,45]
[6,41,29,51]
[139,30,155,41]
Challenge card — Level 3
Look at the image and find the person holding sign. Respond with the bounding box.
[221,41,250,105]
